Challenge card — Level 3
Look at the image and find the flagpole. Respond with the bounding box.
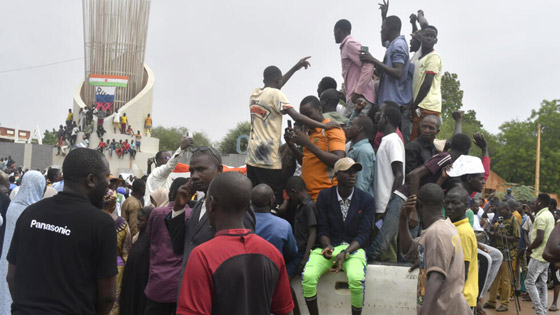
[535,123,541,196]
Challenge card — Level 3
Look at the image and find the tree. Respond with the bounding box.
[435,72,497,157]
[192,131,212,147]
[493,99,560,194]
[42,128,58,145]
[219,121,251,154]
[151,126,212,151]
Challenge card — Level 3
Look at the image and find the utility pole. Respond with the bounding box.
[535,123,541,196]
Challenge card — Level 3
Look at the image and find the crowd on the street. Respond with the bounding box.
[2,3,560,315]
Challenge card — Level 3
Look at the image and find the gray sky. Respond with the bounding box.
[1,0,559,142]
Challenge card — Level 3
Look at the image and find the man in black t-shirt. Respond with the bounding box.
[7,148,117,315]
[285,176,318,278]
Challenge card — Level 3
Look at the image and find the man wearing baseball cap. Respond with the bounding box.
[301,157,374,315]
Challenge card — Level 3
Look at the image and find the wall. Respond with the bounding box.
[0,142,54,171]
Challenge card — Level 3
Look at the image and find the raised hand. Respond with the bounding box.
[379,0,389,19]
[295,56,311,71]
[451,111,463,122]
[473,132,487,150]
[181,137,194,150]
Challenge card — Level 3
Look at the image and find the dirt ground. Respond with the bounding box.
[483,289,558,315]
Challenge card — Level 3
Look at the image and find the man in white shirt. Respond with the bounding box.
[371,104,405,261]
[374,104,405,215]
[143,137,192,206]
[112,109,121,134]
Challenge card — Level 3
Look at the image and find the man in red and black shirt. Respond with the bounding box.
[177,172,294,315]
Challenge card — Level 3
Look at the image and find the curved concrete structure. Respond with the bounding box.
[53,64,159,177]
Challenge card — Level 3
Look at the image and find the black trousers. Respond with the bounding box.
[145,298,176,315]
[246,165,284,204]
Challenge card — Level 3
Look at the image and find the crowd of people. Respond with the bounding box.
[1,3,560,315]
[55,105,153,156]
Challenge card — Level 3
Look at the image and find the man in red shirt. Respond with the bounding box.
[176,172,294,315]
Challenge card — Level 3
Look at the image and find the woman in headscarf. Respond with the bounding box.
[119,206,153,315]
[102,190,132,315]
[150,187,169,208]
[0,170,46,314]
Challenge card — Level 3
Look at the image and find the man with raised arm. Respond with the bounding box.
[247,59,337,204]
[409,25,442,142]
[144,137,193,206]
[360,14,413,142]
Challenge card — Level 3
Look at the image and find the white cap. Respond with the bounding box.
[447,155,485,177]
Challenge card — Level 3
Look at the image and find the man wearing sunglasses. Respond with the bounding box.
[144,137,193,206]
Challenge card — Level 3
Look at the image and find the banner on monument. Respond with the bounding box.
[93,86,116,111]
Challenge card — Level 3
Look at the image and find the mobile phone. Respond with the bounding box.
[287,120,292,129]
[360,46,369,53]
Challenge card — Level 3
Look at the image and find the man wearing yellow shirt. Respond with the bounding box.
[120,113,128,134]
[445,187,478,310]
[144,113,152,136]
[410,25,442,142]
[526,193,555,315]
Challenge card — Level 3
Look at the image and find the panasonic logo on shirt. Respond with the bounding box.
[30,220,71,236]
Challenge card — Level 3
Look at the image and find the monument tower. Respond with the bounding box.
[53,0,159,177]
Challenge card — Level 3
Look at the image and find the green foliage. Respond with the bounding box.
[42,128,58,145]
[441,72,464,121]
[152,126,188,151]
[494,185,536,201]
[219,121,251,154]
[151,126,213,152]
[493,99,560,194]
[192,131,212,147]
[436,72,496,157]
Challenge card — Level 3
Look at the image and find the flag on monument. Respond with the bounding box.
[89,74,129,87]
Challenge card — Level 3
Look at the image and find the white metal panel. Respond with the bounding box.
[291,263,419,314]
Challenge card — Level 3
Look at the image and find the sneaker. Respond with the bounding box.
[496,305,509,312]
[482,303,495,309]
[551,304,559,312]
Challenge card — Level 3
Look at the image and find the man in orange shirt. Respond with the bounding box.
[289,96,345,200]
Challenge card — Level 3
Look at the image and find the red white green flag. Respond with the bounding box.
[89,74,129,87]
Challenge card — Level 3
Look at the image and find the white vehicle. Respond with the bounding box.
[291,263,419,314]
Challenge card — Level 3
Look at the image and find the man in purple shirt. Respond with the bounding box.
[334,19,376,118]
[144,177,189,315]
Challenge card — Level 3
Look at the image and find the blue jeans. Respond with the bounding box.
[401,109,412,144]
[525,259,549,315]
[369,193,405,261]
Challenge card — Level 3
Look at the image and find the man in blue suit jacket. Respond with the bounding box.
[301,157,374,315]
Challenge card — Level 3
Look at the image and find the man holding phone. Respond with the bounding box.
[334,19,376,117]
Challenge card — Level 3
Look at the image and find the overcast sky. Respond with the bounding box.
[1,0,559,142]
